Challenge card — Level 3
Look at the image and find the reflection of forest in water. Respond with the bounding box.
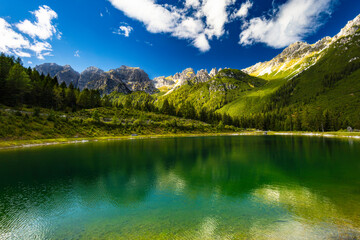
[0,136,360,238]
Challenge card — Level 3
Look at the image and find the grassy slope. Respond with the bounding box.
[217,78,287,116]
[0,106,239,141]
[284,33,360,125]
[158,69,267,112]
[218,32,360,122]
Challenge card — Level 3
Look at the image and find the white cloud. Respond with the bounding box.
[74,50,80,57]
[16,5,60,40]
[109,0,178,33]
[202,0,235,39]
[193,33,210,52]
[239,0,333,48]
[28,61,32,64]
[113,25,133,37]
[0,18,30,55]
[100,12,104,17]
[0,5,59,59]
[108,0,238,52]
[185,0,200,8]
[231,0,253,19]
[29,41,53,59]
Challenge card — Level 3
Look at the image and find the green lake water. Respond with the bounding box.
[0,136,360,239]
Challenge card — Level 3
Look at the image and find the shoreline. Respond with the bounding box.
[0,131,360,150]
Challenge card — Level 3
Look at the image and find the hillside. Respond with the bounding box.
[158,69,267,113]
[215,14,360,129]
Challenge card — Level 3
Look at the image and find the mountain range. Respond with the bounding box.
[35,13,360,127]
[35,64,157,95]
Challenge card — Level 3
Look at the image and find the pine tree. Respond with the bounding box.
[5,64,30,106]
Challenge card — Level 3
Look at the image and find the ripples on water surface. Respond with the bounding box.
[0,136,360,239]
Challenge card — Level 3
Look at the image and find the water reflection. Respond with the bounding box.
[0,136,360,239]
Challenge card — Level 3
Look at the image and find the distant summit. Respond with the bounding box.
[35,64,157,95]
[244,14,360,80]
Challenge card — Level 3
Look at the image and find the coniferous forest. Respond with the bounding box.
[1,50,359,142]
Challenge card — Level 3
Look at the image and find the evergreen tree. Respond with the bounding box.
[5,64,30,106]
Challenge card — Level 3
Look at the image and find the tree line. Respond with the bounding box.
[0,54,104,111]
[1,54,356,131]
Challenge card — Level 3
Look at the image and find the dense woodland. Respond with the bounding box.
[0,54,103,111]
[0,54,357,134]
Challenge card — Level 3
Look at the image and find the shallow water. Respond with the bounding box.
[0,136,360,239]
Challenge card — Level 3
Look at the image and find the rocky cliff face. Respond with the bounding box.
[78,67,104,90]
[244,14,360,80]
[153,76,175,89]
[35,63,80,86]
[84,74,131,95]
[107,66,157,93]
[194,69,211,83]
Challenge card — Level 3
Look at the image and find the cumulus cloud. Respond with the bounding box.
[28,41,52,59]
[0,5,59,59]
[108,0,238,52]
[239,0,333,48]
[202,0,235,39]
[185,0,200,8]
[16,5,60,40]
[193,33,210,52]
[113,25,133,37]
[231,0,253,19]
[0,18,30,55]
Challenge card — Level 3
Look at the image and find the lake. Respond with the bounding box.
[0,136,360,239]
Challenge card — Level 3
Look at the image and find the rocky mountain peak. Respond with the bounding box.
[176,68,196,85]
[209,68,218,77]
[35,63,63,76]
[241,14,360,79]
[35,63,157,95]
[195,69,211,83]
[119,65,140,70]
[35,63,80,86]
[335,14,360,39]
[83,66,103,73]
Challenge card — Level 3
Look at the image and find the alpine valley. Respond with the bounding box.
[1,14,360,142]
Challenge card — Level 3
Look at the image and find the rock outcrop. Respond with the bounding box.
[153,76,175,89]
[195,69,211,83]
[78,66,104,90]
[84,74,131,95]
[108,66,157,93]
[209,68,218,77]
[155,67,220,94]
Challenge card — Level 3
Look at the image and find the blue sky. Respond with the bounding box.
[1,0,360,78]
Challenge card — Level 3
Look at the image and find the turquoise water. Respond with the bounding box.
[0,136,360,239]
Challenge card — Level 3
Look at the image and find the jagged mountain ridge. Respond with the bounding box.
[244,14,360,80]
[35,64,157,94]
[153,67,221,94]
[35,63,80,86]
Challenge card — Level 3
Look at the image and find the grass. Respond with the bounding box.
[218,78,287,116]
[0,106,241,142]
